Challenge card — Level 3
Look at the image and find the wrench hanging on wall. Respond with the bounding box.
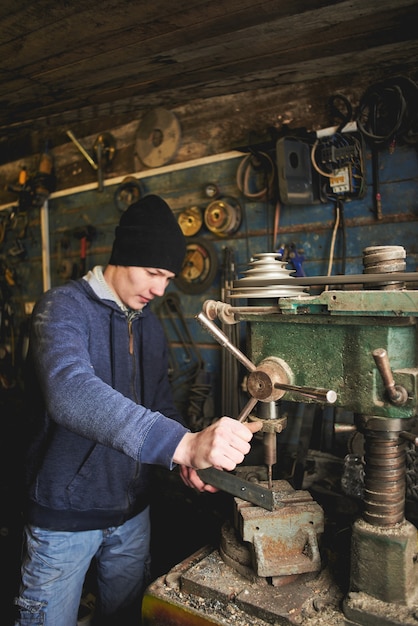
[66,130,116,191]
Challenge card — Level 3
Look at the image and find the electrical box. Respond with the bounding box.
[276,137,319,205]
[312,131,366,200]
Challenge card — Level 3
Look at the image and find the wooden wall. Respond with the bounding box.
[0,81,417,424]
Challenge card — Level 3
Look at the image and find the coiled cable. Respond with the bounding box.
[356,76,418,147]
[236,151,275,200]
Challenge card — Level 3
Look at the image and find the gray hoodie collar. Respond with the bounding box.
[84,266,142,318]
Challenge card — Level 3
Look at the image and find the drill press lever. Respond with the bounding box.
[196,311,337,494]
[196,312,337,404]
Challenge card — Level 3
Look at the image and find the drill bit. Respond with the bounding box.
[263,431,276,489]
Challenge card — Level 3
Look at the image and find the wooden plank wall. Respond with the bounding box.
[2,143,417,421]
[0,84,417,424]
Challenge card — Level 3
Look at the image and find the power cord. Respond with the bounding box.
[356,76,418,148]
[325,199,346,289]
[236,151,275,200]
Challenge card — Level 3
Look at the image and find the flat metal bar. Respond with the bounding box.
[197,467,274,511]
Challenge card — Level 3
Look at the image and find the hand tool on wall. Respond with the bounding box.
[277,243,306,277]
[73,225,96,277]
[66,130,98,171]
[93,133,116,192]
[6,150,55,212]
[66,130,115,191]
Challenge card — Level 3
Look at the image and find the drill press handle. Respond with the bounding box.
[196,312,337,405]
[372,348,408,406]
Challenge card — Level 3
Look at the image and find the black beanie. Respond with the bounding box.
[109,194,186,274]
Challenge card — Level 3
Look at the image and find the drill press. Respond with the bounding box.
[143,247,418,626]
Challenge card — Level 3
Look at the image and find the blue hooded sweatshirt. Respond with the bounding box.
[24,269,189,531]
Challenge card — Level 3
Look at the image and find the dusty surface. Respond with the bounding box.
[145,546,347,626]
[148,557,418,625]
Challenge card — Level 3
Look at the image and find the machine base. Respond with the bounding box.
[142,545,345,626]
[343,591,418,626]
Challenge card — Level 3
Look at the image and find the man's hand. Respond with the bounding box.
[178,465,218,492]
[173,416,262,490]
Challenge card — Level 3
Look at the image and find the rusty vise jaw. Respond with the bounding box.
[231,480,324,580]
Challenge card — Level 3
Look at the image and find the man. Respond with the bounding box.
[14,194,261,626]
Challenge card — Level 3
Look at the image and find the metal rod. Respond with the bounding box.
[373,348,397,394]
[334,423,357,433]
[66,130,98,171]
[237,397,258,422]
[232,272,418,287]
[40,200,51,293]
[196,312,256,372]
[400,431,418,447]
[224,305,280,314]
[372,348,408,405]
[274,382,337,404]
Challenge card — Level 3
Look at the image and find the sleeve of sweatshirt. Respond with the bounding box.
[30,286,190,469]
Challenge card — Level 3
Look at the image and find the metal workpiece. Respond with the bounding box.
[196,467,275,511]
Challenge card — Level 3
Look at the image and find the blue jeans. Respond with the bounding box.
[14,507,151,626]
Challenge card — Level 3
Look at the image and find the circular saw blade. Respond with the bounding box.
[136,108,181,168]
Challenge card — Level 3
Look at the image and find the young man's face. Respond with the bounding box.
[105,266,175,310]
